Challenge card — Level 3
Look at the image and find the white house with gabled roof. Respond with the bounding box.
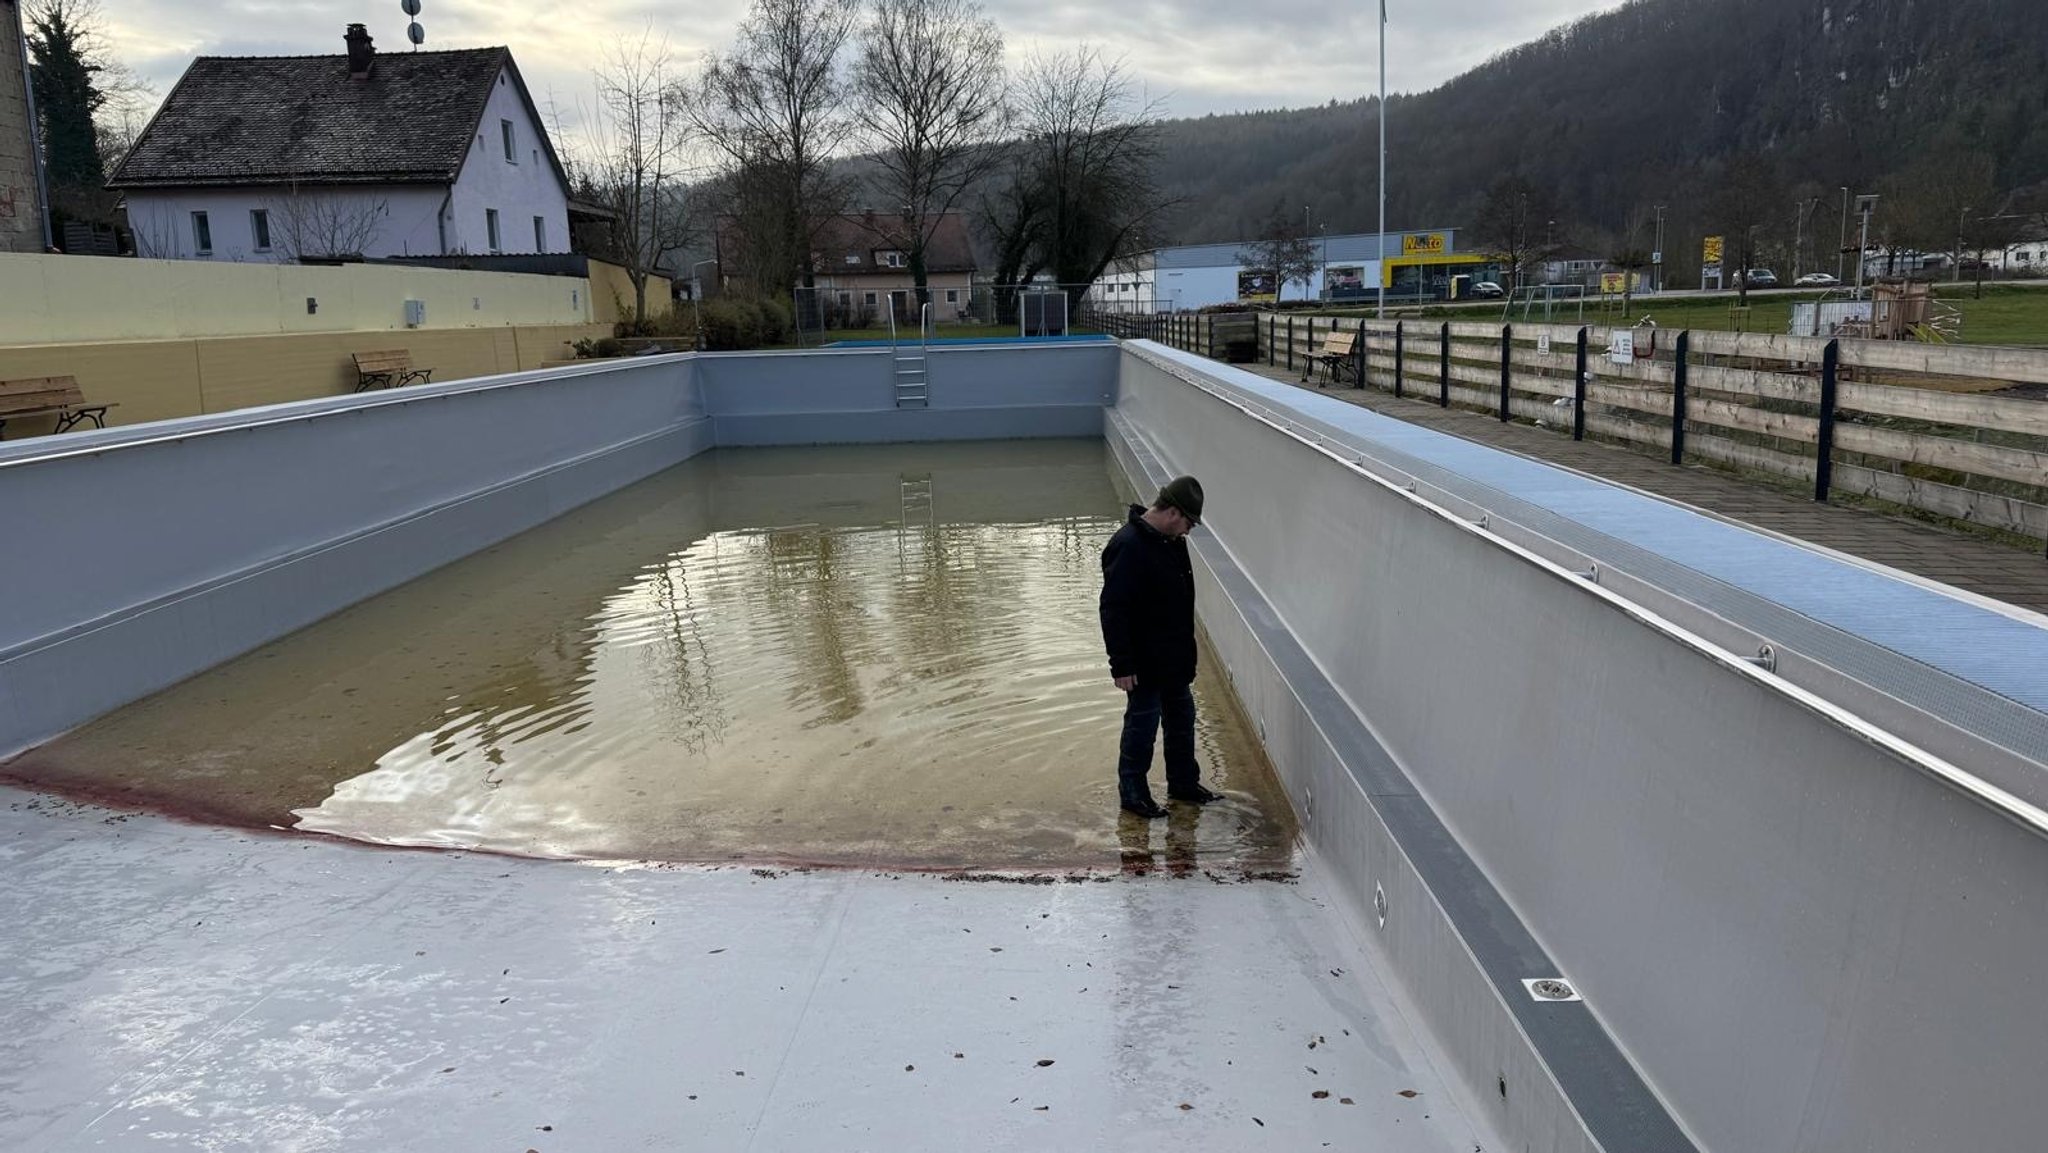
[109,25,569,263]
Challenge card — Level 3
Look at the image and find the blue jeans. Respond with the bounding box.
[1118,681,1199,805]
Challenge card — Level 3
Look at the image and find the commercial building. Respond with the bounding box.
[1090,228,1496,312]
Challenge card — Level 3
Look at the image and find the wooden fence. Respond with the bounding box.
[1090,308,2048,549]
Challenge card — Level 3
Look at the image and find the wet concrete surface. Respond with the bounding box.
[0,791,1502,1153]
[2,441,1296,871]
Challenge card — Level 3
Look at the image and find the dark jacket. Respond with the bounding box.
[1100,504,1198,686]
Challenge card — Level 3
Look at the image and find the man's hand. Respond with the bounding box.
[1114,675,1137,692]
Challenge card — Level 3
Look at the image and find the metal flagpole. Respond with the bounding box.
[1377,0,1388,320]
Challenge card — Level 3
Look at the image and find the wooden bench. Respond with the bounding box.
[352,350,434,392]
[1303,330,1359,387]
[0,376,116,439]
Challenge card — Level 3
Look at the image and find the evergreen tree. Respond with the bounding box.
[26,0,110,221]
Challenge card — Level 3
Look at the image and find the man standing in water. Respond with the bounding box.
[1100,476,1225,819]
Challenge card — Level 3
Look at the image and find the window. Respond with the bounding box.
[249,209,271,251]
[533,215,546,252]
[501,119,516,163]
[486,209,501,252]
[844,254,861,265]
[191,211,212,254]
[945,289,959,304]
[863,292,877,306]
[877,250,906,268]
[837,291,851,306]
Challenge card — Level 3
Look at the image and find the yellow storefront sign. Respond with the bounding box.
[1702,235,1725,265]
[1402,233,1447,256]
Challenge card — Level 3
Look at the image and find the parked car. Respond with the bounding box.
[1793,272,1840,287]
[1736,268,1779,288]
[1467,281,1506,299]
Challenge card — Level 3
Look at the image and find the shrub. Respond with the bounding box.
[700,298,763,350]
[572,336,628,358]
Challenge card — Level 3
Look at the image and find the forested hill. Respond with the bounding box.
[1154,0,2048,255]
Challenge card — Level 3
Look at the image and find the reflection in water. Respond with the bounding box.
[5,442,1297,870]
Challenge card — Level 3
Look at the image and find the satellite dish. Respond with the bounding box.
[401,0,420,14]
[407,21,425,45]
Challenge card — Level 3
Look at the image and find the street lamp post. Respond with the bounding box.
[1837,186,1850,284]
[1652,204,1666,294]
[1376,0,1388,320]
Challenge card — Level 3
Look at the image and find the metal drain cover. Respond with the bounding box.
[1522,978,1582,1003]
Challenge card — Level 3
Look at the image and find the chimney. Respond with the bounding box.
[345,24,375,79]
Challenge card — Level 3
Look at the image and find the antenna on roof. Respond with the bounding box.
[402,0,425,49]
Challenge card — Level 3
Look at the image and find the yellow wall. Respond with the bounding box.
[0,251,602,346]
[0,323,611,438]
[589,261,675,326]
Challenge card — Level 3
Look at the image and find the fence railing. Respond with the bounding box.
[1101,308,2048,551]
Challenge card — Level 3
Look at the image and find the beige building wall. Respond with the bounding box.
[0,0,45,255]
[0,252,607,345]
[0,322,610,437]
[588,260,674,325]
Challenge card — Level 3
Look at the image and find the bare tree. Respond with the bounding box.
[1237,202,1318,303]
[695,0,862,302]
[577,32,701,326]
[1004,46,1172,293]
[853,0,1007,306]
[268,184,386,261]
[976,146,1049,320]
[1711,152,1780,303]
[1608,204,1656,314]
[1471,175,1561,295]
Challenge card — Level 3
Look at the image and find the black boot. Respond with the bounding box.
[1121,796,1169,819]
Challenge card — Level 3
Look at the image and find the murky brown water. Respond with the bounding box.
[4,441,1297,869]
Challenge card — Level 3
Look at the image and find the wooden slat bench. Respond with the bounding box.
[0,376,116,439]
[351,350,434,392]
[1303,330,1358,387]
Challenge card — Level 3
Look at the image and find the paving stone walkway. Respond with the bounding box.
[1242,363,2048,614]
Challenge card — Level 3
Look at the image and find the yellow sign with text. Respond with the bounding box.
[1402,233,1447,256]
[1702,235,1725,265]
[1601,272,1628,295]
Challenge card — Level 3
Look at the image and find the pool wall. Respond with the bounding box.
[701,343,1115,445]
[1108,345,2048,1153]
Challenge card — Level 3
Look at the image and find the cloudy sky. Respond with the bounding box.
[98,0,1629,130]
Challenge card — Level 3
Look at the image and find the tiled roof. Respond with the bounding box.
[717,211,980,276]
[109,47,538,189]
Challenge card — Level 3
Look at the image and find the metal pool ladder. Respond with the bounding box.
[889,301,931,408]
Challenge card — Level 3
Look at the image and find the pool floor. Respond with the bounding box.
[0,791,1504,1153]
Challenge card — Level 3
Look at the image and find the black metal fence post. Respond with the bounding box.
[1499,324,1514,422]
[1304,316,1316,381]
[1393,322,1404,398]
[1574,326,1589,441]
[1438,321,1451,408]
[1286,316,1296,374]
[1353,321,1366,388]
[1816,339,1839,502]
[1207,315,1215,358]
[1267,315,1275,366]
[1671,331,1689,464]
